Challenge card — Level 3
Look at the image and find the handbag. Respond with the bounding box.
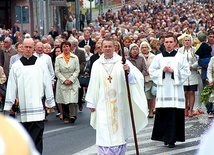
[78,60,91,87]
[151,84,157,96]
[78,74,90,87]
[0,83,6,97]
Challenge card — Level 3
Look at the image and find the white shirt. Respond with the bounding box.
[34,53,55,84]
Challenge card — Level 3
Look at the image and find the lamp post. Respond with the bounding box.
[100,0,104,14]
[90,0,92,22]
[75,0,80,31]
[39,0,44,37]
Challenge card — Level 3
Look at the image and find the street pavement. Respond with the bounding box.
[73,113,209,155]
[42,93,211,155]
[1,94,212,155]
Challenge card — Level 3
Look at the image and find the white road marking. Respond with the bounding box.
[44,126,74,134]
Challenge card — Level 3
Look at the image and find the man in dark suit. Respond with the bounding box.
[78,31,96,53]
[0,30,13,42]
[88,39,103,74]
[11,23,20,36]
[79,11,85,32]
[48,26,59,39]
[32,30,40,40]
[69,38,86,111]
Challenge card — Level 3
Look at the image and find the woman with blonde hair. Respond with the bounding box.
[193,37,200,47]
[114,41,121,55]
[177,34,199,117]
[84,45,93,61]
[43,43,52,54]
[150,39,161,55]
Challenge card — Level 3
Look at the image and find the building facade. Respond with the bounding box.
[0,0,66,38]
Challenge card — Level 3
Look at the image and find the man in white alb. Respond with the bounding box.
[86,37,148,154]
[4,38,55,154]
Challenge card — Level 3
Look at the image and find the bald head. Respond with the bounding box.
[23,38,35,58]
[23,38,34,45]
[35,42,44,54]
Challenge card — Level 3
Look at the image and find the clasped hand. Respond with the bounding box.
[63,80,72,85]
[89,108,95,112]
[163,66,174,73]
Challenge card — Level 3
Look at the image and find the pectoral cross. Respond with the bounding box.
[107,75,112,83]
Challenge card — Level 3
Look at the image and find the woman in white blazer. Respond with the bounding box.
[55,41,80,124]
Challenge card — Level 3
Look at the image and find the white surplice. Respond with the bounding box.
[4,59,55,122]
[149,52,191,109]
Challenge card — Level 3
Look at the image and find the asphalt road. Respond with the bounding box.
[1,93,212,155]
[43,103,96,155]
[41,101,211,155]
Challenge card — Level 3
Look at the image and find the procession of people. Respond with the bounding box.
[0,1,214,154]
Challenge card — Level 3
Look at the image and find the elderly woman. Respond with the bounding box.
[177,34,199,117]
[140,41,156,118]
[55,41,80,124]
[127,43,147,76]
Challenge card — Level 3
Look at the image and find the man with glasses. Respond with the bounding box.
[0,37,16,78]
[68,38,86,111]
[88,39,103,74]
[78,30,96,54]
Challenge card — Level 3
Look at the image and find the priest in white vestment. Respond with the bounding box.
[86,38,148,154]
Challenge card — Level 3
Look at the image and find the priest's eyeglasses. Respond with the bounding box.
[24,46,33,49]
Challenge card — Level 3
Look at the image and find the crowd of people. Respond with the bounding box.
[0,1,214,154]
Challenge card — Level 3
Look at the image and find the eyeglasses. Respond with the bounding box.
[4,41,9,43]
[24,46,33,49]
[131,48,139,51]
